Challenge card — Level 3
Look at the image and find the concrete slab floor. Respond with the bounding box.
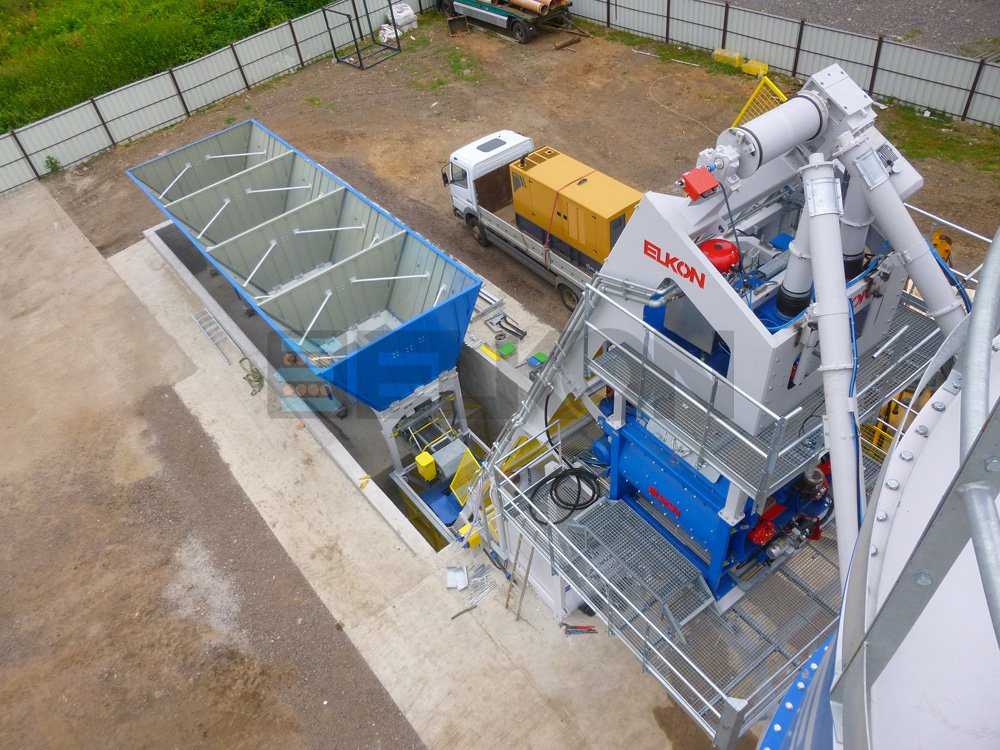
[1,182,755,749]
[113,237,700,749]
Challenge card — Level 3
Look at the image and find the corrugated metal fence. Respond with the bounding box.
[2,0,998,196]
[573,0,999,125]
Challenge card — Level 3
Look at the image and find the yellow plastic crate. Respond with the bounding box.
[742,59,769,77]
[714,48,743,67]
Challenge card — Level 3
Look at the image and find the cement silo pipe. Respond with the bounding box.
[840,133,966,337]
[802,154,861,589]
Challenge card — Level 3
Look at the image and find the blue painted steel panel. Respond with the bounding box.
[128,120,481,412]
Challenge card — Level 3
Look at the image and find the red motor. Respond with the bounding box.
[698,238,740,274]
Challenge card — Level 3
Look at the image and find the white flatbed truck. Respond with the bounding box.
[444,130,593,309]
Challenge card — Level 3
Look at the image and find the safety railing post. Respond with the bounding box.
[696,377,719,470]
[637,328,650,416]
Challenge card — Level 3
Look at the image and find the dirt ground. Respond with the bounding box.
[46,13,1000,332]
[12,14,997,750]
[0,184,424,749]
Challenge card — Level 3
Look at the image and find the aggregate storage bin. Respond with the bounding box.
[130,120,481,411]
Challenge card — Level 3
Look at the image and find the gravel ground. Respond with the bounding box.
[726,0,1000,56]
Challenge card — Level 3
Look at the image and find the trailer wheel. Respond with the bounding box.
[511,20,529,44]
[558,284,579,310]
[441,0,455,16]
[471,220,489,247]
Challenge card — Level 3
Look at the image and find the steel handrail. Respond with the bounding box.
[493,464,729,718]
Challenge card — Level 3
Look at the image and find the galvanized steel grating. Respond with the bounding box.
[499,488,841,736]
[589,301,940,501]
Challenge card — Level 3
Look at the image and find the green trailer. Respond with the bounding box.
[439,0,574,44]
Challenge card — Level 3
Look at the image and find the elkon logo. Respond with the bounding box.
[644,240,706,289]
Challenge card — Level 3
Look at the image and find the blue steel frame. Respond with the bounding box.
[597,399,829,598]
[127,119,481,412]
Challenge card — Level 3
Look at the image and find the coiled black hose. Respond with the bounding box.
[528,467,601,525]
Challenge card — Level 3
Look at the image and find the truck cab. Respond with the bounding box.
[446,130,534,224]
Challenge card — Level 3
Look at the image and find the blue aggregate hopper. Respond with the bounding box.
[129,120,482,411]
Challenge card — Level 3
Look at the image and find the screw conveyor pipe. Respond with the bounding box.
[802,154,862,588]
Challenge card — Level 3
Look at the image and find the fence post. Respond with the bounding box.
[167,68,191,118]
[961,57,988,121]
[868,35,885,96]
[90,98,116,147]
[231,43,251,91]
[288,19,305,67]
[606,0,611,28]
[322,9,337,58]
[9,129,41,180]
[721,2,730,50]
[791,18,806,77]
[664,0,671,42]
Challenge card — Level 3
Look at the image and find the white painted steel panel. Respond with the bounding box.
[966,63,1000,126]
[174,48,246,111]
[0,134,37,194]
[15,101,112,174]
[671,0,724,49]
[875,43,977,116]
[726,9,798,73]
[236,25,300,85]
[292,11,334,63]
[96,74,186,143]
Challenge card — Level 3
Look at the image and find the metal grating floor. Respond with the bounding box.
[502,491,841,735]
[589,302,940,500]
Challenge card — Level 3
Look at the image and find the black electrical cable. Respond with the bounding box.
[528,468,601,525]
[543,392,554,447]
[718,183,746,275]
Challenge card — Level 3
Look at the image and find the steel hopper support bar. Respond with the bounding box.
[159,163,191,200]
[242,239,278,289]
[350,273,429,284]
[298,289,334,345]
[205,151,266,159]
[293,224,365,235]
[245,184,313,194]
[197,198,231,240]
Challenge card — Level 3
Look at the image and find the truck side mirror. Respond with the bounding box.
[441,166,450,187]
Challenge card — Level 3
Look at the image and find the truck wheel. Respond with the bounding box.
[471,220,489,247]
[558,284,579,310]
[511,20,529,44]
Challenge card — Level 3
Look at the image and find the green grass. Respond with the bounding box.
[576,18,742,76]
[0,0,332,131]
[880,103,1000,174]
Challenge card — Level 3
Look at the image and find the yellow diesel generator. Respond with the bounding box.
[510,147,642,273]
